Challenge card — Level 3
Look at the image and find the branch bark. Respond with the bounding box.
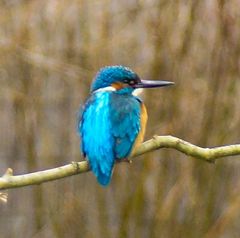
[0,135,240,191]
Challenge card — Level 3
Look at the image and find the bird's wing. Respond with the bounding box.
[78,91,115,186]
[109,93,141,159]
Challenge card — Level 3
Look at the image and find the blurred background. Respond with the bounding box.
[0,0,240,237]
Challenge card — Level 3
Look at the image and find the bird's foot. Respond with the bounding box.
[121,158,132,164]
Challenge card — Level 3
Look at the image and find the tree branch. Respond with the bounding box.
[0,135,240,191]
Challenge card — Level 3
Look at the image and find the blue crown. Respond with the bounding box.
[91,65,138,92]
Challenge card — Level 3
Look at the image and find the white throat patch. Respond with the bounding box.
[132,88,143,96]
[94,86,116,93]
[94,86,143,97]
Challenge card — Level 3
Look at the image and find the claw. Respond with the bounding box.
[124,158,132,164]
[115,158,132,164]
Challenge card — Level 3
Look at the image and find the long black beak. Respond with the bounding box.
[134,79,174,89]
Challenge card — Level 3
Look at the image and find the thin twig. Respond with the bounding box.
[0,135,240,191]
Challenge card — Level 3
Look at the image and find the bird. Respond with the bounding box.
[78,65,174,186]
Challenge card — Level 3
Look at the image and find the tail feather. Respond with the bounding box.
[96,170,112,186]
[90,159,114,186]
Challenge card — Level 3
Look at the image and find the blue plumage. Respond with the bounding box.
[110,90,141,159]
[91,66,138,92]
[79,88,141,186]
[78,65,174,186]
[80,91,115,185]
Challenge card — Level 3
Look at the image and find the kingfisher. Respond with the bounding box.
[78,65,174,186]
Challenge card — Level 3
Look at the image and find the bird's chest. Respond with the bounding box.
[130,102,148,155]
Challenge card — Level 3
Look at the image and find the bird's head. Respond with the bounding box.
[91,65,174,93]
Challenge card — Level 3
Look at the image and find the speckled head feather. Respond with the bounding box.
[91,65,140,92]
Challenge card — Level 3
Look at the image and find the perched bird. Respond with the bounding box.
[78,66,173,186]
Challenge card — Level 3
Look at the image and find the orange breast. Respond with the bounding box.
[130,102,148,155]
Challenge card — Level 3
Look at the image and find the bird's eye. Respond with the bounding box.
[129,80,135,85]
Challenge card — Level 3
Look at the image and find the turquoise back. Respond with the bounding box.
[78,89,141,186]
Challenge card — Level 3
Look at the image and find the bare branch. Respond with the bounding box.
[0,135,240,191]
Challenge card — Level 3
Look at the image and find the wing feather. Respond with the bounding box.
[109,93,141,159]
[78,91,142,186]
[79,91,114,186]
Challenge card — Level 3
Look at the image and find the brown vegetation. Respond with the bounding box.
[0,0,240,237]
